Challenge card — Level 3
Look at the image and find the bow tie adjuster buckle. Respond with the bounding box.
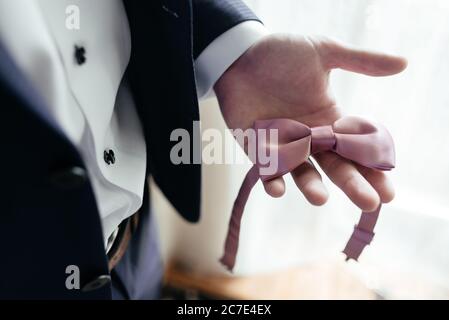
[343,225,375,261]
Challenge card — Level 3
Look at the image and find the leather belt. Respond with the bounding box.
[107,211,140,271]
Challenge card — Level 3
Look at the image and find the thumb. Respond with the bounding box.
[321,39,408,76]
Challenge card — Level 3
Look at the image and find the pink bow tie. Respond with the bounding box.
[220,116,395,271]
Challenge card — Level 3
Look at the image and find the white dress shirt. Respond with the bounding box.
[0,0,267,248]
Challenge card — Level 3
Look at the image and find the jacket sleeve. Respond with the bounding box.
[192,0,261,59]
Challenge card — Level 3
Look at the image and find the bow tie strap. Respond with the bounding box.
[219,164,382,271]
[220,165,260,270]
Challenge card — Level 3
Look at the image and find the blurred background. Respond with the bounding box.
[155,0,449,299]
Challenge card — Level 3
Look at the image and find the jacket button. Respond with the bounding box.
[50,166,87,189]
[82,275,111,292]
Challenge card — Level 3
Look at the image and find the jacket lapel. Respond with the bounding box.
[123,0,202,222]
[0,41,66,139]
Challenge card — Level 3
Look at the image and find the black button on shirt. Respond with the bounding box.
[74,45,86,65]
[104,149,116,165]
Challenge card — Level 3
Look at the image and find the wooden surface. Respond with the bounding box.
[164,260,376,300]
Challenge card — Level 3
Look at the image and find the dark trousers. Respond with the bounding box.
[111,200,163,300]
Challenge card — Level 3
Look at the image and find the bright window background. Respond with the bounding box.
[154,0,449,299]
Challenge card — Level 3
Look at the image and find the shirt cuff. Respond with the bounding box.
[195,21,269,100]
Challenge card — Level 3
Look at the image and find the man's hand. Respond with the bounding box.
[215,34,407,212]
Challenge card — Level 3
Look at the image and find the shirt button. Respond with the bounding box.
[50,166,87,189]
[104,149,116,165]
[82,275,111,292]
[74,45,86,65]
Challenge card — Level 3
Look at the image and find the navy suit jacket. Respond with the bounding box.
[0,0,259,299]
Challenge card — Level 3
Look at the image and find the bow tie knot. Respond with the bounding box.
[311,125,336,154]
